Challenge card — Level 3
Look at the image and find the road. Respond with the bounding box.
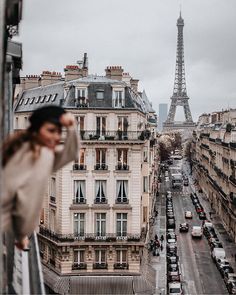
[167,159,228,294]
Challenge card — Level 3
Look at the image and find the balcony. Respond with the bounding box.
[115,164,129,171]
[72,263,87,270]
[93,263,108,269]
[76,97,88,108]
[94,163,108,170]
[115,198,129,204]
[80,130,147,141]
[94,197,108,204]
[73,198,87,204]
[222,141,229,148]
[114,263,129,270]
[73,163,87,171]
[39,226,142,243]
[50,196,56,203]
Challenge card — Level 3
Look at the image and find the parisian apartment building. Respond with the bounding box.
[13,59,158,293]
[191,109,236,241]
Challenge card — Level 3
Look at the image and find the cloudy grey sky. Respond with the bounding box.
[15,0,236,121]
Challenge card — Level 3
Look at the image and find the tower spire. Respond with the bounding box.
[163,13,195,135]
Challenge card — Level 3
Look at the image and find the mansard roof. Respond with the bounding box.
[14,76,147,114]
[141,90,155,113]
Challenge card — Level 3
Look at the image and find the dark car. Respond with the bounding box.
[167,270,181,282]
[220,266,234,277]
[167,218,176,229]
[206,229,218,240]
[167,254,179,264]
[179,223,189,232]
[192,198,200,205]
[167,263,179,272]
[167,244,177,255]
[167,212,175,218]
[195,204,204,213]
[210,241,223,250]
[167,232,177,240]
[227,281,236,294]
[198,211,207,220]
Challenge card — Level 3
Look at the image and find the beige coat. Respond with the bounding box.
[2,127,79,240]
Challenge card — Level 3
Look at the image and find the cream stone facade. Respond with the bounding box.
[14,64,158,284]
[191,109,236,241]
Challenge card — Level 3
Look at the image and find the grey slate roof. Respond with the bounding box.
[141,90,155,113]
[15,75,147,113]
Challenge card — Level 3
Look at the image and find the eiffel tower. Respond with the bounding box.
[163,12,195,135]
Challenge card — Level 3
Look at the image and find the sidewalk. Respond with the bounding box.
[188,168,236,271]
[150,190,167,295]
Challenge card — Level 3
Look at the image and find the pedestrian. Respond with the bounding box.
[160,243,163,251]
[155,210,158,217]
[160,235,164,242]
[2,106,79,250]
[209,212,212,219]
[154,234,158,241]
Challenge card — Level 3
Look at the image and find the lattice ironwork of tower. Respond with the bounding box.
[163,12,195,132]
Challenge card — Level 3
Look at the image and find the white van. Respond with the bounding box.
[211,248,226,262]
[191,226,202,238]
[168,282,183,295]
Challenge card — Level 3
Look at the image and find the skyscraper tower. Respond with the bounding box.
[163,12,195,134]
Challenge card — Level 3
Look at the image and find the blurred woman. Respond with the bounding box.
[2,106,79,249]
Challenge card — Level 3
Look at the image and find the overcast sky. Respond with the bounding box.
[15,0,236,121]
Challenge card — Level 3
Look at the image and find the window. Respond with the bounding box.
[116,213,127,237]
[77,116,85,131]
[143,206,147,223]
[76,88,86,99]
[143,149,148,162]
[24,117,28,128]
[117,149,128,167]
[117,117,128,139]
[74,213,85,236]
[51,93,58,102]
[45,94,51,102]
[24,98,30,105]
[15,117,18,129]
[96,117,106,136]
[35,96,41,103]
[116,250,127,263]
[143,176,148,193]
[50,177,56,203]
[113,90,124,107]
[74,180,85,202]
[95,213,106,236]
[95,180,106,202]
[29,97,35,104]
[116,180,128,202]
[74,250,85,263]
[96,149,106,165]
[49,209,56,231]
[95,249,106,264]
[40,95,47,103]
[96,91,104,99]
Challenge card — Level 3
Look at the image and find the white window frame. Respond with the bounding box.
[74,213,85,236]
[116,213,127,237]
[95,213,106,236]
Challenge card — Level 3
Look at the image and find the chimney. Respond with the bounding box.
[64,65,84,82]
[21,75,40,90]
[40,71,61,87]
[105,66,124,81]
[130,78,139,93]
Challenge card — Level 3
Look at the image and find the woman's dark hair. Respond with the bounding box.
[2,129,39,167]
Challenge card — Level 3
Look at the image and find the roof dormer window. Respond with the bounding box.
[51,93,58,102]
[35,96,41,103]
[40,95,47,103]
[75,88,87,99]
[45,94,51,102]
[24,98,30,105]
[29,97,35,104]
[18,98,24,105]
[113,90,124,108]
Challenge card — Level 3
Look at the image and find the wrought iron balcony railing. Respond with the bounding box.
[114,263,129,269]
[80,130,148,141]
[93,263,108,269]
[115,198,129,204]
[94,163,108,170]
[230,142,236,149]
[94,197,108,204]
[73,198,87,204]
[73,163,87,170]
[38,226,142,242]
[229,175,236,186]
[115,164,129,171]
[72,263,87,270]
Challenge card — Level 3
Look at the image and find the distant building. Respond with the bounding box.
[158,103,168,132]
[14,61,158,294]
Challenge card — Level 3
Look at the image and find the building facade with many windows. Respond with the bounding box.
[14,65,158,292]
[191,110,236,241]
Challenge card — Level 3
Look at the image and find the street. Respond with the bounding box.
[151,158,231,294]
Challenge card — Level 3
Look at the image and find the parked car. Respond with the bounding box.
[227,281,236,294]
[183,178,189,186]
[167,244,177,255]
[216,258,229,270]
[220,266,234,277]
[192,198,200,205]
[167,212,175,218]
[195,204,204,213]
[167,263,179,272]
[167,218,176,229]
[198,211,207,220]
[210,241,223,250]
[167,232,177,240]
[224,273,236,285]
[211,248,226,262]
[167,254,179,264]
[168,282,183,295]
[167,270,181,282]
[185,211,193,219]
[179,223,189,232]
